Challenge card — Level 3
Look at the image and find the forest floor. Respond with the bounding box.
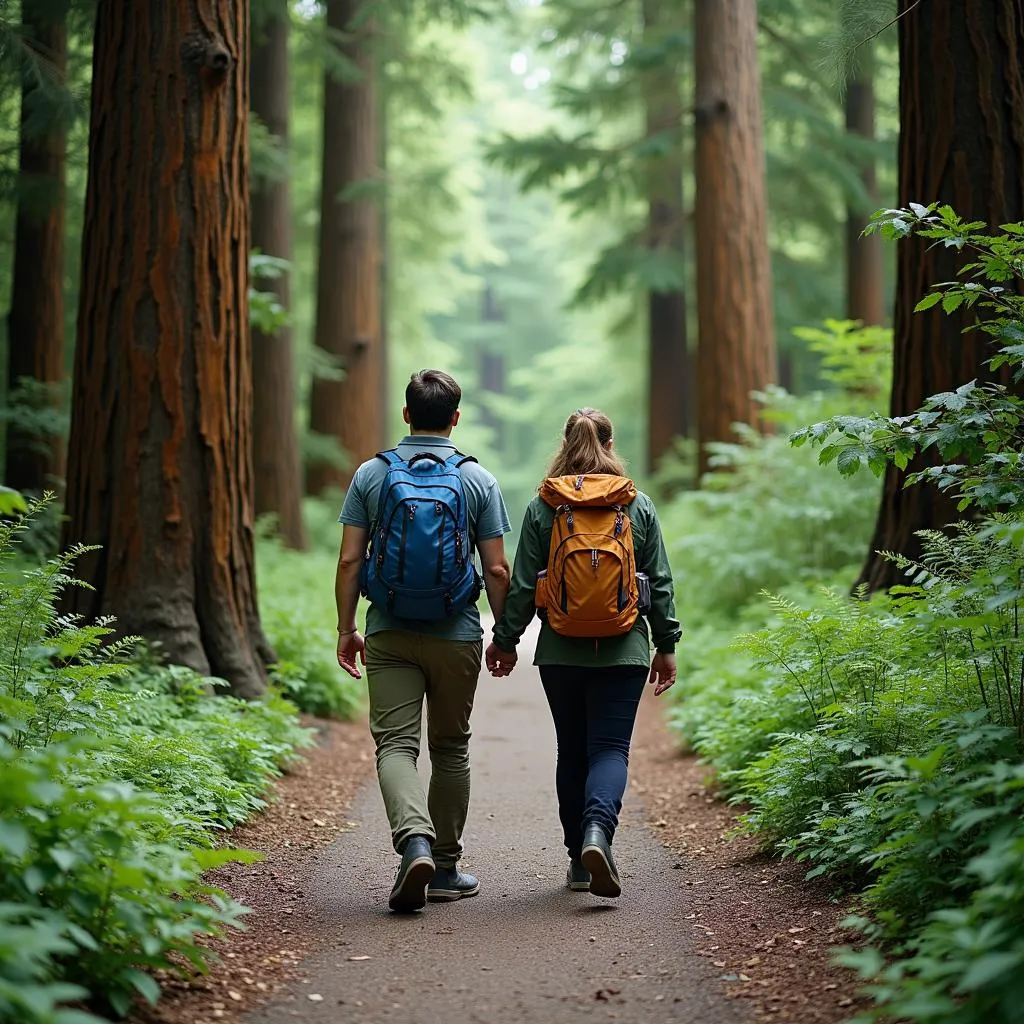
[131,651,867,1024]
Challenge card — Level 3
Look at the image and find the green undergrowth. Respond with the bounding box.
[0,503,313,1023]
[662,212,1024,1024]
[255,498,364,721]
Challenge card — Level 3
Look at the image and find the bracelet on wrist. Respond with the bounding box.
[337,627,358,636]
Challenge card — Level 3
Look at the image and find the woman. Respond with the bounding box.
[486,408,680,898]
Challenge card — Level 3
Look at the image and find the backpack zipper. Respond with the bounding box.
[396,503,415,582]
[435,506,446,584]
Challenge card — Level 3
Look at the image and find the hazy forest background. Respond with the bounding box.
[4,1,1024,1023]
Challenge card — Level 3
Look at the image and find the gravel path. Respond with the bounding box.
[246,639,746,1024]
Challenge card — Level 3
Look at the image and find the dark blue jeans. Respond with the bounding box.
[540,665,647,859]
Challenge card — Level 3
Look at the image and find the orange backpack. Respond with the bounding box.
[535,474,639,638]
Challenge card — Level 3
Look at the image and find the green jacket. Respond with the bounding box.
[492,490,681,668]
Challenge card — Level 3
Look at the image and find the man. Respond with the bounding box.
[335,369,512,912]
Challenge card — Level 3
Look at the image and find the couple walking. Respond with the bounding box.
[335,370,680,912]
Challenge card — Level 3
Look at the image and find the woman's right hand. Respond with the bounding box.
[648,652,677,696]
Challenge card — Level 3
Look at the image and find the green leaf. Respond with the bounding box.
[192,847,265,870]
[956,951,1022,992]
[0,485,27,515]
[941,291,966,314]
[914,291,943,312]
[0,820,30,858]
[123,968,163,1006]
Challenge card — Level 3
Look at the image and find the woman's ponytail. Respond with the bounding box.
[546,407,627,478]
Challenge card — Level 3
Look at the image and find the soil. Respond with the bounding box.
[130,715,376,1024]
[630,698,870,1024]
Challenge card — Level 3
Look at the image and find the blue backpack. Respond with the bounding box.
[360,449,481,620]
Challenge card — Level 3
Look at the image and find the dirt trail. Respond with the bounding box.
[245,639,746,1024]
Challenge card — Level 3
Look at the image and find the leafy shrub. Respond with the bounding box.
[0,738,250,1018]
[0,500,310,1020]
[657,321,889,623]
[665,211,1024,1024]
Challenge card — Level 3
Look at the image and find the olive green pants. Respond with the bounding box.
[364,631,483,867]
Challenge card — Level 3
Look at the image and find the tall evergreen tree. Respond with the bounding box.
[844,42,884,325]
[858,0,1024,591]
[307,0,383,493]
[642,0,689,472]
[5,0,69,494]
[693,0,775,478]
[251,0,306,549]
[62,0,271,698]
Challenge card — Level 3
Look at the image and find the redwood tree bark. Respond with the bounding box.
[643,0,690,474]
[858,0,1024,592]
[251,0,306,549]
[693,0,776,480]
[307,0,383,493]
[5,4,67,493]
[845,46,885,326]
[61,0,271,698]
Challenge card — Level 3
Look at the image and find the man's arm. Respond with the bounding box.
[477,535,511,623]
[335,524,368,678]
[336,525,367,631]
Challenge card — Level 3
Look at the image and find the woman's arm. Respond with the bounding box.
[491,503,545,653]
[637,498,682,654]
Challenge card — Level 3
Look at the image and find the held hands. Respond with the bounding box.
[648,652,677,696]
[485,641,517,678]
[337,630,366,679]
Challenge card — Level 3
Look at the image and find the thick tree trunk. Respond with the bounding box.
[845,47,885,326]
[251,1,306,549]
[643,0,690,474]
[858,0,1024,593]
[62,0,271,698]
[5,5,67,494]
[307,0,383,493]
[693,0,776,480]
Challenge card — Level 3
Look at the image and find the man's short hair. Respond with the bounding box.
[406,370,462,432]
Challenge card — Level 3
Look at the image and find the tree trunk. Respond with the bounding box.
[693,0,776,480]
[5,4,67,494]
[251,1,306,549]
[643,0,690,475]
[307,0,383,493]
[477,284,505,449]
[61,0,271,698]
[845,46,885,326]
[858,0,1024,592]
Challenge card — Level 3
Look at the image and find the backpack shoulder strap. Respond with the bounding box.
[376,449,403,467]
[445,450,477,468]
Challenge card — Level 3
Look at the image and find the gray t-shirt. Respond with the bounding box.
[339,435,511,641]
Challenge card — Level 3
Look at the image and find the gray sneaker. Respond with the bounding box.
[567,858,591,892]
[427,866,480,902]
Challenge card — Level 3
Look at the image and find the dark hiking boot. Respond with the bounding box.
[389,836,435,912]
[581,824,621,898]
[427,866,480,902]
[567,857,591,892]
